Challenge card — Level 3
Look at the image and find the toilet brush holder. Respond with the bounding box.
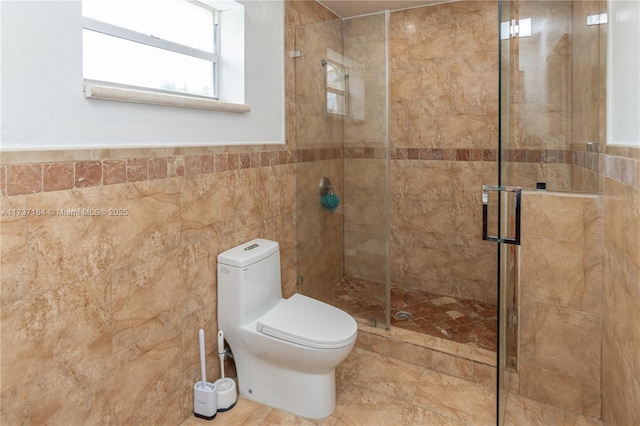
[213,378,237,412]
[194,381,217,420]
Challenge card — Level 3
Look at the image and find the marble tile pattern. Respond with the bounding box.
[180,344,599,426]
[516,191,603,418]
[385,2,501,304]
[504,393,603,426]
[293,0,612,307]
[343,159,388,283]
[285,0,338,148]
[601,147,640,426]
[292,12,346,299]
[389,2,499,151]
[507,0,572,191]
[502,0,608,192]
[342,13,389,285]
[0,147,297,425]
[296,158,345,298]
[318,277,497,352]
[2,0,637,423]
[391,158,499,304]
[570,0,607,193]
[181,347,492,426]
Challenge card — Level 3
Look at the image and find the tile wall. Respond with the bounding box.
[388,1,500,304]
[505,0,606,193]
[505,0,574,191]
[515,192,603,418]
[294,0,609,306]
[0,146,298,424]
[505,148,639,424]
[342,13,389,285]
[289,2,345,297]
[290,2,504,304]
[570,0,607,193]
[2,0,638,424]
[601,146,640,425]
[1,0,335,421]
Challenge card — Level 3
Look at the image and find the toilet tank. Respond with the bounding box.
[217,239,282,327]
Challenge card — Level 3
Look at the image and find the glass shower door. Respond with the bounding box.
[294,13,390,329]
[294,18,346,300]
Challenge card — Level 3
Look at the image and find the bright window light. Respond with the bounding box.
[325,60,347,115]
[82,0,219,98]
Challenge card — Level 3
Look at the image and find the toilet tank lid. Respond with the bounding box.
[217,238,279,268]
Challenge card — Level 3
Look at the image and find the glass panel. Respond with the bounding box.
[83,30,214,97]
[503,0,603,193]
[498,0,604,422]
[342,12,389,328]
[295,12,390,329]
[83,0,215,52]
[294,18,346,301]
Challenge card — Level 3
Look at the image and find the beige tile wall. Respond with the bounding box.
[571,0,607,193]
[0,1,333,422]
[3,1,636,424]
[601,146,640,426]
[294,0,604,307]
[343,13,389,284]
[514,191,603,418]
[285,0,338,146]
[505,0,607,193]
[0,9,343,422]
[290,4,346,296]
[0,154,297,424]
[293,4,506,297]
[388,1,500,303]
[507,0,573,191]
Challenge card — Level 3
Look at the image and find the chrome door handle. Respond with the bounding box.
[482,185,521,245]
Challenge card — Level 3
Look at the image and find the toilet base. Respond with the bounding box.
[237,354,336,419]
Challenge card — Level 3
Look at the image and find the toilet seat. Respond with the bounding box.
[256,293,357,350]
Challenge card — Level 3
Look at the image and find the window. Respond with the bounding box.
[324,59,347,115]
[82,0,226,99]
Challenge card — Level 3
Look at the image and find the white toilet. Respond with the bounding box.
[217,238,357,419]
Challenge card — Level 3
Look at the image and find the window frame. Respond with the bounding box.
[82,1,221,99]
[324,59,348,116]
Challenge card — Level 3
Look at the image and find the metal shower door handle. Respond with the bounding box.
[482,185,522,245]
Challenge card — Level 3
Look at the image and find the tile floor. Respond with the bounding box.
[181,279,601,425]
[317,277,498,352]
[180,347,602,426]
[182,347,489,426]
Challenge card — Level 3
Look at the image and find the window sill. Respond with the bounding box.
[83,82,251,113]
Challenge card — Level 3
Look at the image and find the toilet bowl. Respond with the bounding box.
[217,238,357,419]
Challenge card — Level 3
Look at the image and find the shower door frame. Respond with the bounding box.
[497,0,515,423]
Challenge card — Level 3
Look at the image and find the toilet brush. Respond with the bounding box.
[200,329,211,391]
[214,330,237,411]
[193,329,217,420]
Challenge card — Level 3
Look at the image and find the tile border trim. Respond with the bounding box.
[1,149,295,197]
[2,146,638,196]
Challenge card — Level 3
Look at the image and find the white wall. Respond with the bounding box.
[0,0,285,149]
[607,0,640,147]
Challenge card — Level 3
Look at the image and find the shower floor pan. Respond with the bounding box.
[318,276,497,353]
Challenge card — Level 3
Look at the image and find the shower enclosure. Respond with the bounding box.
[295,2,501,354]
[294,0,604,423]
